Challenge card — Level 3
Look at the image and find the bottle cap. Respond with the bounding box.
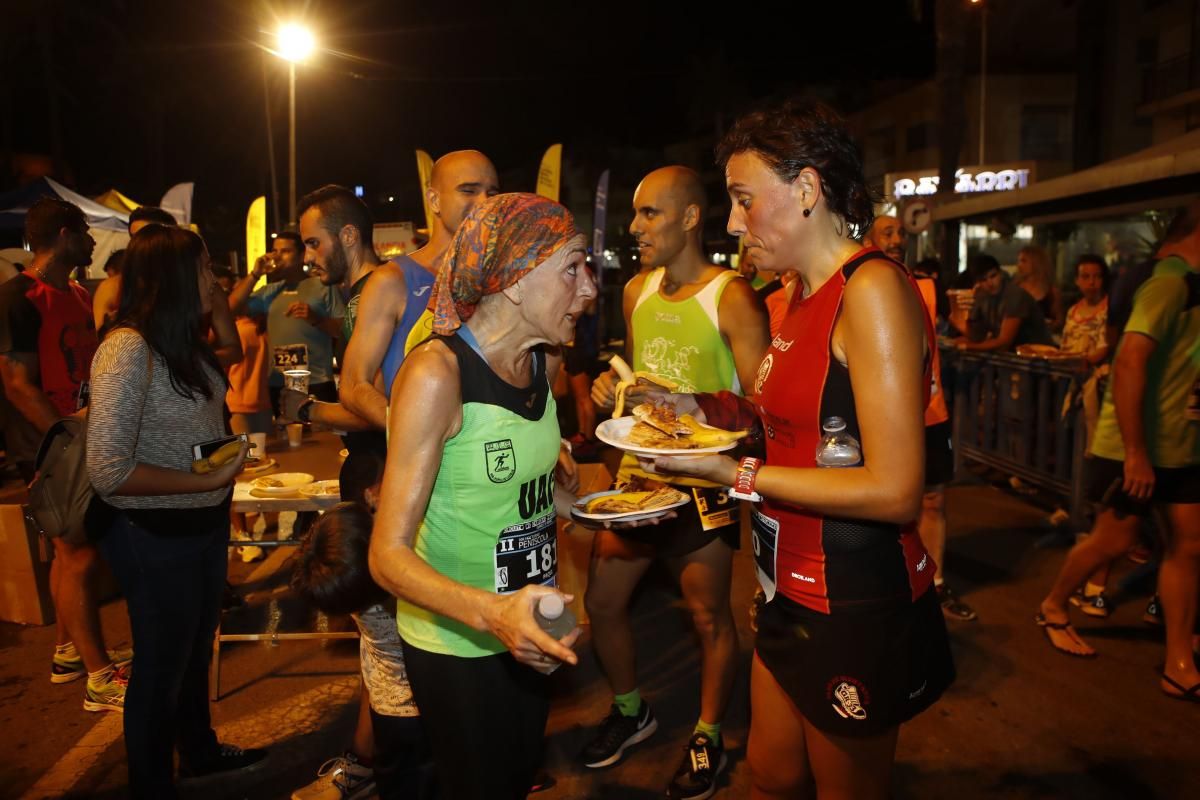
[538,593,565,619]
[822,416,847,433]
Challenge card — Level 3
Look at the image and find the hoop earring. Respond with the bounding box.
[803,208,812,218]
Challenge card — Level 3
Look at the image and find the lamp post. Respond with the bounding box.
[971,0,987,164]
[276,23,314,228]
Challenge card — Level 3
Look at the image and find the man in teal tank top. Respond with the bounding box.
[586,167,770,799]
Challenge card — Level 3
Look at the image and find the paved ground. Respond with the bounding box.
[2,474,1197,800]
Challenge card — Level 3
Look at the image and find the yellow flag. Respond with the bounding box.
[536,144,562,202]
[416,150,434,235]
[246,196,266,284]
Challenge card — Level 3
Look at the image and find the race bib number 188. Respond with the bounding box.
[494,513,557,594]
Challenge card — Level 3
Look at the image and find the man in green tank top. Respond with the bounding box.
[586,167,770,799]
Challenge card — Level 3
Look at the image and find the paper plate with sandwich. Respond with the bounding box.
[596,400,748,457]
[571,476,692,522]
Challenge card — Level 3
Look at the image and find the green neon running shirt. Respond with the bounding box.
[395,333,561,658]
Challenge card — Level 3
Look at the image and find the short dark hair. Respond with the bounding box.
[291,502,388,616]
[716,98,877,238]
[273,231,303,250]
[128,206,177,230]
[970,253,1002,282]
[296,185,375,251]
[1075,253,1110,290]
[25,197,87,251]
[103,249,126,276]
[914,257,941,278]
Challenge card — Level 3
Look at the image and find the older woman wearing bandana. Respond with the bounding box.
[368,193,596,800]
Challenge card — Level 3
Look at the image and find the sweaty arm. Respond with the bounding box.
[340,266,407,429]
[0,352,60,433]
[717,276,771,395]
[368,342,578,667]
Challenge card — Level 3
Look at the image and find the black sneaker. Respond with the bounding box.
[580,702,658,769]
[667,733,727,800]
[937,584,978,622]
[179,743,268,779]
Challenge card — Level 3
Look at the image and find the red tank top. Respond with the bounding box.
[750,248,936,613]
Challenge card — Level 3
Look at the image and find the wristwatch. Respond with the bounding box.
[727,456,763,502]
[296,396,316,424]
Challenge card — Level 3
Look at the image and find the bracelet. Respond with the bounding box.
[727,456,763,502]
[297,397,316,424]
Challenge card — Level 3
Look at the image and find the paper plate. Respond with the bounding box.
[299,480,342,507]
[595,417,740,457]
[251,472,315,495]
[239,457,278,476]
[570,488,691,522]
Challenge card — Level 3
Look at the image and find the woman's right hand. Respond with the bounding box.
[591,369,619,410]
[200,441,250,491]
[482,585,581,672]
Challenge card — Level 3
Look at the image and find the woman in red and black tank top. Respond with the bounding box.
[646,99,955,799]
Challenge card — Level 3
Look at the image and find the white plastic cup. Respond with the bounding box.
[286,423,304,448]
[248,432,268,459]
[283,369,311,394]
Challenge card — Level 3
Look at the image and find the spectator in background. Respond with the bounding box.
[1016,245,1063,331]
[102,249,125,279]
[1060,254,1110,365]
[955,254,1053,352]
[93,206,177,333]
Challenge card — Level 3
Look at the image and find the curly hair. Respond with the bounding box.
[716,98,877,238]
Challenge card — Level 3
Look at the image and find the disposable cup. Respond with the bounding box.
[283,369,311,394]
[287,423,304,448]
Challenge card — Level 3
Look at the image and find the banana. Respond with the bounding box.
[191,439,244,474]
[678,415,748,445]
[609,355,680,419]
[609,355,636,383]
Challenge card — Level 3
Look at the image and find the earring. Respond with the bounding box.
[803,208,812,218]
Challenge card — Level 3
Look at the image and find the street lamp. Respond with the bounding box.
[970,0,987,164]
[276,23,315,227]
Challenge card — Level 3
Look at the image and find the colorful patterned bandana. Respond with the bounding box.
[431,193,579,335]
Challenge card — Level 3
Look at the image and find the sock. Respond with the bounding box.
[55,642,78,658]
[614,689,642,717]
[694,719,721,747]
[87,665,115,685]
[1083,582,1105,598]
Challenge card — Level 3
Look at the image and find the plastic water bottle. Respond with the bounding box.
[535,593,577,640]
[815,416,862,467]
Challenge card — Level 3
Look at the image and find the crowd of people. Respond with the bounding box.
[0,93,1196,800]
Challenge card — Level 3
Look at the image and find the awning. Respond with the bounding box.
[932,129,1200,223]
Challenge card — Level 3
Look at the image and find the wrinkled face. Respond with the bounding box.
[870,217,905,261]
[629,174,690,267]
[724,151,805,273]
[431,156,500,234]
[514,236,597,346]
[1075,261,1105,303]
[299,208,348,286]
[58,223,95,268]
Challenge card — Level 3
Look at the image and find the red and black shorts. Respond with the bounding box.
[754,587,955,738]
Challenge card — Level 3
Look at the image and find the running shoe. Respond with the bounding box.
[290,752,375,800]
[1070,590,1111,618]
[666,733,727,800]
[82,665,128,713]
[580,702,658,769]
[937,584,978,622]
[51,647,133,684]
[179,743,268,779]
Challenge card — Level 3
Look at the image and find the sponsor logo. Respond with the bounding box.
[413,285,432,297]
[495,566,509,590]
[654,312,681,325]
[517,470,556,519]
[771,336,795,352]
[827,677,869,721]
[755,353,774,395]
[484,439,516,483]
[790,572,816,584]
[908,681,927,700]
[916,554,929,572]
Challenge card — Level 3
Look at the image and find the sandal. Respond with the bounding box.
[1035,613,1097,658]
[1161,672,1200,704]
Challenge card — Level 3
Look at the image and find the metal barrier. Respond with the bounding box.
[947,350,1090,527]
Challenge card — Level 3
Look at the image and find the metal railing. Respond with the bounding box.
[1141,54,1198,106]
[947,350,1090,527]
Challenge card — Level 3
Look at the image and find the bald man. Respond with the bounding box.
[585,166,769,798]
[865,215,977,622]
[338,150,499,428]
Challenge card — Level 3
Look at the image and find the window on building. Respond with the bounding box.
[1020,106,1071,161]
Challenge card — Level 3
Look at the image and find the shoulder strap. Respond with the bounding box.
[634,268,665,307]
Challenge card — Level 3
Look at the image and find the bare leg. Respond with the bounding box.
[669,538,737,725]
[1159,503,1200,696]
[585,532,654,696]
[51,538,110,672]
[920,488,947,583]
[51,556,68,647]
[748,655,811,800]
[354,681,375,762]
[805,717,899,800]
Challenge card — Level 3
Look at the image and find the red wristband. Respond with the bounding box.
[728,457,763,502]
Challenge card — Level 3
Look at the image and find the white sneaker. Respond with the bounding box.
[239,545,265,563]
[291,753,375,800]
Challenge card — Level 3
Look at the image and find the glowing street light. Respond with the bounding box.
[272,23,316,227]
[277,23,315,63]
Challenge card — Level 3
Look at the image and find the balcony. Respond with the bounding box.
[1140,53,1200,110]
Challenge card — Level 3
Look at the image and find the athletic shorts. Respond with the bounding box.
[924,420,954,488]
[754,587,955,738]
[1084,456,1200,517]
[402,642,548,800]
[610,485,740,558]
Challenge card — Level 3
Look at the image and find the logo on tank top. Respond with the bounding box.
[770,335,795,352]
[654,312,681,324]
[827,676,870,721]
[755,354,774,395]
[484,439,516,483]
[640,338,700,392]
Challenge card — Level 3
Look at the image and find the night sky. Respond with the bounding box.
[3,0,935,256]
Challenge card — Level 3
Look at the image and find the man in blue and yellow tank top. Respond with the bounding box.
[586,166,770,799]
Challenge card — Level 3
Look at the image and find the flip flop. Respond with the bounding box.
[1161,672,1200,704]
[1035,613,1097,658]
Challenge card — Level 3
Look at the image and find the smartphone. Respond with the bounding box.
[192,433,248,461]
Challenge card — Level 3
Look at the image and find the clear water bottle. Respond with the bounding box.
[815,416,862,467]
[535,593,577,640]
